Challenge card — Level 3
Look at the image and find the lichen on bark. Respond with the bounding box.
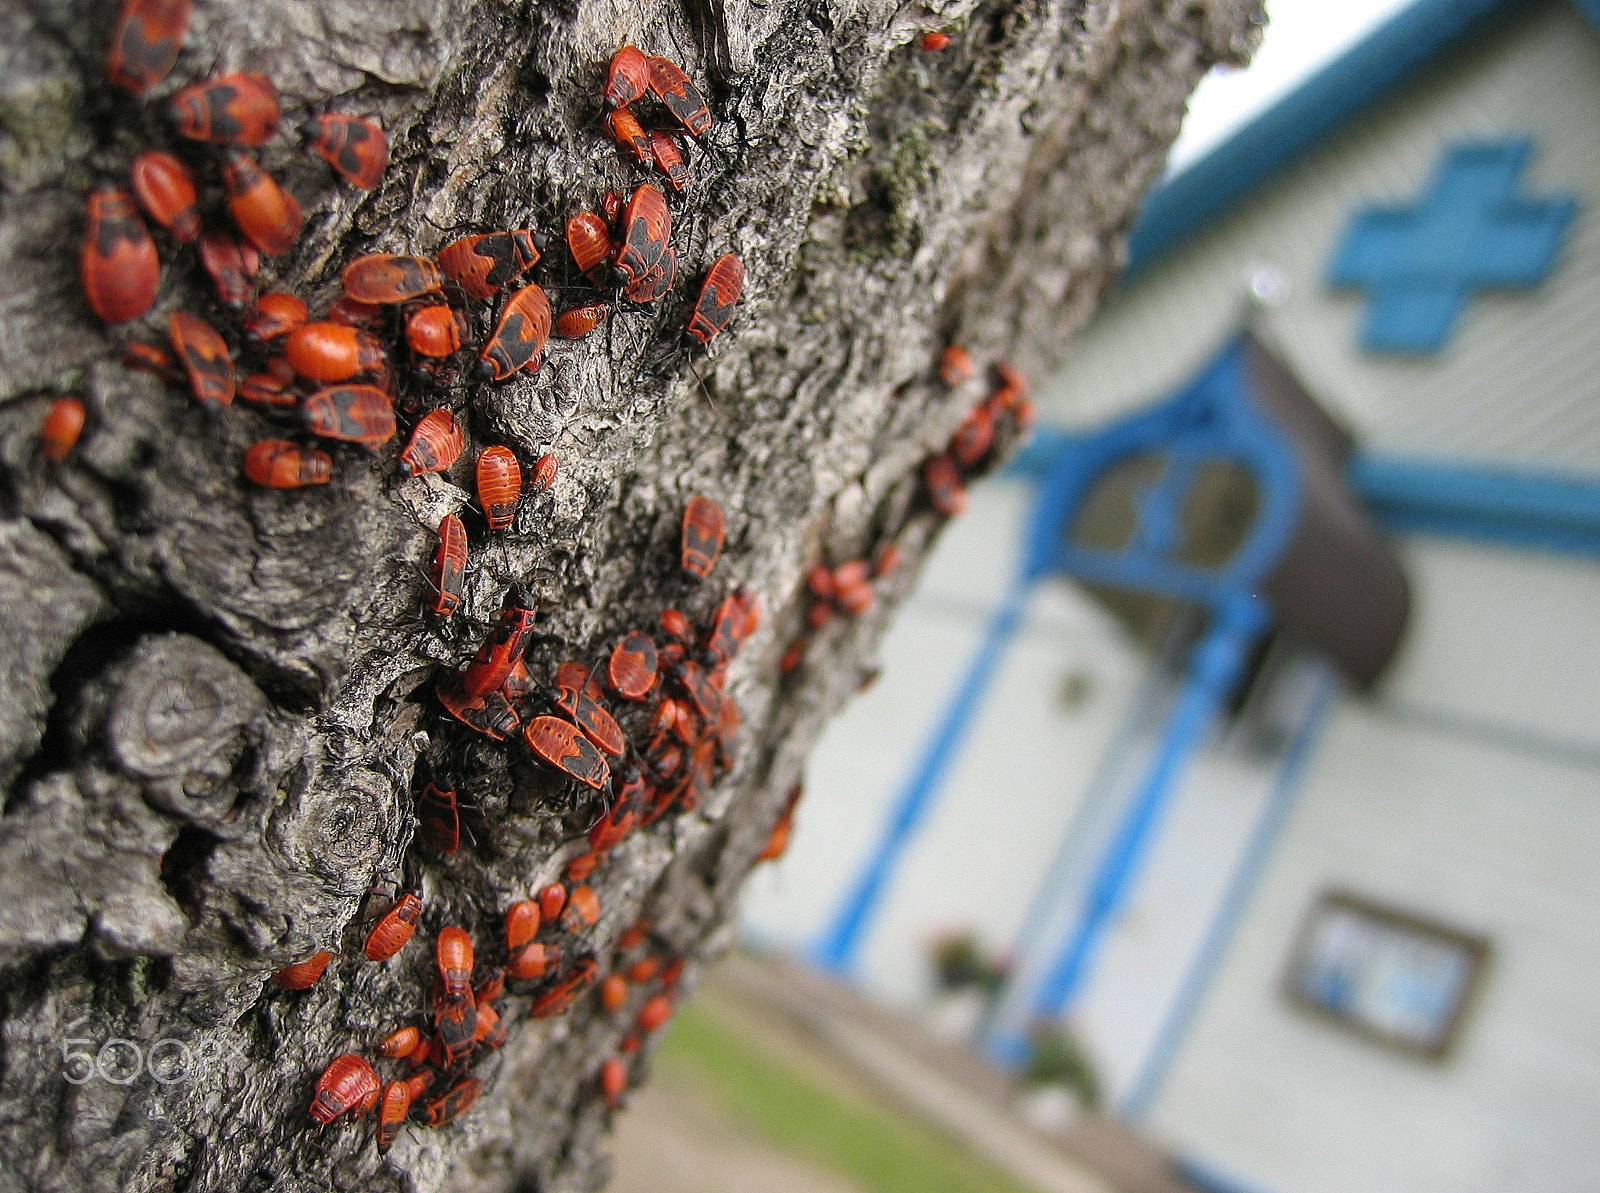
[0,0,1258,1190]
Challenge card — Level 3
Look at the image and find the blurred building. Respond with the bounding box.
[745,2,1600,1192]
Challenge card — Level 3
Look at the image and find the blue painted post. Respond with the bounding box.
[1016,596,1268,1027]
[812,581,1032,975]
[1121,666,1336,1118]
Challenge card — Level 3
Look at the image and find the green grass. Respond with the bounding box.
[657,1001,1039,1193]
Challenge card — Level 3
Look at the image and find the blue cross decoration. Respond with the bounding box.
[1328,138,1576,354]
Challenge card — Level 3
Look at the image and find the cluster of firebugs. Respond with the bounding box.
[282,494,776,1145]
[60,0,746,487]
[45,0,1029,1154]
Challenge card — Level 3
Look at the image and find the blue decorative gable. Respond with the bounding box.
[1328,139,1576,354]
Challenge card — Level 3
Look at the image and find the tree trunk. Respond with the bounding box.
[0,0,1257,1189]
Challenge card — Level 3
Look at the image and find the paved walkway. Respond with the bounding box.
[608,951,1199,1193]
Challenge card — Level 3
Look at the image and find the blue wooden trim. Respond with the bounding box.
[1023,597,1270,1020]
[1350,454,1600,555]
[1121,667,1337,1119]
[1022,337,1303,599]
[812,583,1033,974]
[1125,0,1520,277]
[979,615,1194,1065]
[1327,138,1577,354]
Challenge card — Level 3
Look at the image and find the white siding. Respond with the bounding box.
[1150,538,1600,1193]
[741,479,1150,1007]
[1041,1,1600,476]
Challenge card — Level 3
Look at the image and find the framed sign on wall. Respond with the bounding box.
[1284,889,1490,1058]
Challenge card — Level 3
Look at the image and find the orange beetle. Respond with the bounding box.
[565,212,620,287]
[601,1056,628,1108]
[341,253,443,304]
[923,451,968,517]
[604,45,649,109]
[474,283,550,382]
[615,185,671,288]
[530,452,559,495]
[436,926,474,1000]
[285,322,388,384]
[129,150,200,243]
[637,993,674,1033]
[627,956,660,984]
[617,919,651,952]
[123,341,174,375]
[539,882,568,922]
[379,1025,424,1059]
[832,575,870,614]
[555,303,608,339]
[168,311,235,410]
[528,956,598,1019]
[244,292,309,344]
[505,899,541,954]
[272,949,333,990]
[647,130,690,193]
[606,107,653,168]
[197,229,258,309]
[420,1076,481,1126]
[405,304,468,359]
[243,440,331,488]
[461,594,538,698]
[562,884,601,930]
[685,252,744,346]
[432,993,477,1068]
[304,113,388,190]
[437,230,544,301]
[646,55,712,138]
[168,72,279,144]
[308,1054,380,1126]
[508,939,555,981]
[565,852,598,882]
[80,187,159,324]
[680,494,725,579]
[376,1080,411,1152]
[475,445,521,530]
[40,397,86,463]
[105,0,190,95]
[920,30,951,51]
[302,385,396,447]
[222,151,302,256]
[427,513,468,616]
[951,403,995,468]
[400,409,464,478]
[939,344,974,387]
[364,891,423,961]
[524,716,610,790]
[600,973,628,1013]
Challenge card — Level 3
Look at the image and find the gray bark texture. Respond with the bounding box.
[0,0,1257,1189]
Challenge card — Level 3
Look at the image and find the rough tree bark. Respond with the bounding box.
[0,0,1257,1189]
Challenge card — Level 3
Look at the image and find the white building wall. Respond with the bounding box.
[1151,540,1600,1193]
[1041,0,1600,477]
[741,479,1151,1008]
